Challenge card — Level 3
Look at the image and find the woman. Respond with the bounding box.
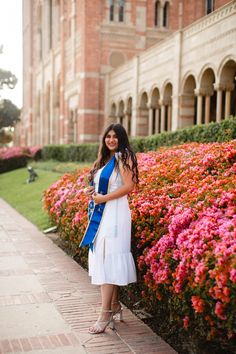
[80,123,139,334]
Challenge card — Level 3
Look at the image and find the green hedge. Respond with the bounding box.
[41,117,236,161]
[130,116,236,152]
[0,156,28,174]
[42,143,99,162]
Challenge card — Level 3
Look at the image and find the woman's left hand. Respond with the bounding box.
[92,192,106,204]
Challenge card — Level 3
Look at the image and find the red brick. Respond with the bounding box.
[9,339,23,352]
[57,333,71,346]
[20,338,32,351]
[48,334,62,348]
[38,335,54,349]
[28,336,43,350]
[0,340,12,353]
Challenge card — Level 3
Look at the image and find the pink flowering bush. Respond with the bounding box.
[43,141,236,351]
[0,146,42,173]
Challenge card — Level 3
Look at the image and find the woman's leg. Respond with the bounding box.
[89,284,114,333]
[101,284,114,310]
[111,285,122,316]
[111,285,119,304]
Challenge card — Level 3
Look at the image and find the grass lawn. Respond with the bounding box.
[0,159,91,231]
[0,167,63,230]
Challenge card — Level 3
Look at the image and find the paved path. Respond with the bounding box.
[0,198,177,354]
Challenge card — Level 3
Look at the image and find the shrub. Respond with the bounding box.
[130,116,236,152]
[42,143,99,162]
[0,146,42,173]
[41,117,236,162]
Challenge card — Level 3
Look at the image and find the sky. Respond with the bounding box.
[0,0,22,108]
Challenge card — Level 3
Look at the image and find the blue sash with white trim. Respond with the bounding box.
[79,155,116,250]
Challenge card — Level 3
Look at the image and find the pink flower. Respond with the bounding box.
[191,296,205,313]
[215,302,226,320]
[183,316,189,329]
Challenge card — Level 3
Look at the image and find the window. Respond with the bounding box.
[163,2,169,27]
[109,0,114,21]
[206,0,214,15]
[155,1,161,27]
[118,0,125,22]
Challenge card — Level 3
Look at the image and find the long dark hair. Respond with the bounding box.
[88,123,139,184]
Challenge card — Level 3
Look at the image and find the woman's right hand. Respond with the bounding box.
[84,186,95,196]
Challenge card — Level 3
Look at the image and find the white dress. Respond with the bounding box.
[88,164,137,286]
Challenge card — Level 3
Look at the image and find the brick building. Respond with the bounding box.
[19,0,233,146]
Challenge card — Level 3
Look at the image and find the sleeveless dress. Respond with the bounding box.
[88,163,137,286]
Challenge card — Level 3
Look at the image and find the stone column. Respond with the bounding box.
[214,84,223,123]
[205,95,211,124]
[148,106,153,135]
[195,89,203,125]
[160,101,166,132]
[225,90,231,119]
[155,108,160,134]
[167,104,172,131]
[224,83,234,119]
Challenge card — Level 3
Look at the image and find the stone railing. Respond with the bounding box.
[183,0,236,39]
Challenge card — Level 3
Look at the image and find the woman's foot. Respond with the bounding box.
[111,301,123,321]
[88,309,115,334]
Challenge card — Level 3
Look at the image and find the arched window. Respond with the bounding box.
[109,0,114,21]
[206,0,214,14]
[163,2,169,28]
[118,0,125,22]
[154,1,161,27]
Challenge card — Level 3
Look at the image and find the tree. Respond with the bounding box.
[0,45,17,90]
[0,128,13,144]
[0,99,20,129]
[0,68,17,90]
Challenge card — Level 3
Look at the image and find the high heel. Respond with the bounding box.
[112,301,124,321]
[88,309,115,334]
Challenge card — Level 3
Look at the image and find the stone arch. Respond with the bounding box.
[110,102,117,117]
[219,58,236,118]
[162,82,173,131]
[198,63,216,83]
[197,67,216,124]
[149,87,161,134]
[118,100,125,125]
[180,74,197,128]
[126,96,132,136]
[138,91,148,108]
[137,91,149,136]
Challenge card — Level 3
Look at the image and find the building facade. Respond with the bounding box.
[20,0,234,146]
[106,1,236,136]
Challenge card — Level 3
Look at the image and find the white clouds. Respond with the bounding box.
[0,0,22,108]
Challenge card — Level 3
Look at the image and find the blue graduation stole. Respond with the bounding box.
[79,155,116,250]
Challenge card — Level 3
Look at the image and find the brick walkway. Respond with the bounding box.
[0,198,177,354]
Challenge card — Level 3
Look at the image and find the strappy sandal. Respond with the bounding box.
[88,309,115,334]
[112,301,123,321]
